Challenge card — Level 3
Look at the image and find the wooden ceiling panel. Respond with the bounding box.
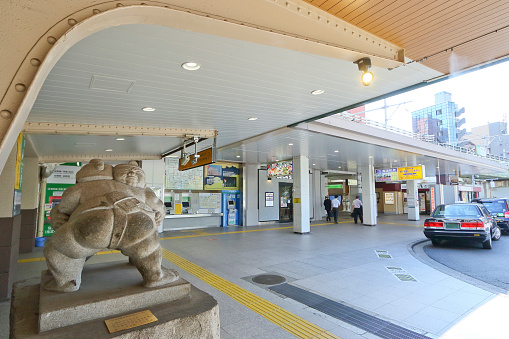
[421,31,509,73]
[304,0,509,74]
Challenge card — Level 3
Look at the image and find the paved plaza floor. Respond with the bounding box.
[2,213,508,338]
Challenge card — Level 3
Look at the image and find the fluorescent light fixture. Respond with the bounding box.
[182,62,201,71]
[142,107,155,112]
[313,163,316,165]
[334,150,339,153]
[236,155,240,158]
[247,117,258,121]
[115,137,125,141]
[289,143,293,146]
[311,89,324,95]
[105,149,113,152]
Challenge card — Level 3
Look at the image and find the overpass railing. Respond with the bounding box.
[330,112,509,164]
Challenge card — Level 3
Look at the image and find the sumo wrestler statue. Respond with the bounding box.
[43,159,178,292]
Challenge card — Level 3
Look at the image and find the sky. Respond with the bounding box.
[363,60,509,134]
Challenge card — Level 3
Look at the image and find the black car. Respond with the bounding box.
[471,198,509,232]
[424,203,501,249]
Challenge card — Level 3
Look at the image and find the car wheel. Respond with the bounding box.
[431,239,441,246]
[492,226,501,241]
[482,235,492,249]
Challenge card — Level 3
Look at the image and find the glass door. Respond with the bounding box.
[279,183,293,222]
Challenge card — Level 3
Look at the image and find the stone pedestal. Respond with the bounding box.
[10,262,220,338]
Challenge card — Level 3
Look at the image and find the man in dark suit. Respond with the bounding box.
[323,196,332,222]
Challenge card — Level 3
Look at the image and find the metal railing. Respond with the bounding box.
[329,112,509,164]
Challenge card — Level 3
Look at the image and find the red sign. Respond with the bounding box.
[430,187,435,212]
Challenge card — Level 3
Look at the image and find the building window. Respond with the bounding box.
[436,109,442,115]
[438,132,443,136]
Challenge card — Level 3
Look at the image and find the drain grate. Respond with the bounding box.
[386,266,418,282]
[375,250,393,259]
[270,283,431,339]
[252,274,287,285]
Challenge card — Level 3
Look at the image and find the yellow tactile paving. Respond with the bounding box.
[160,222,340,240]
[161,248,341,339]
[19,223,341,262]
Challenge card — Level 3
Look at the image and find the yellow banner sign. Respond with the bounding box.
[397,166,424,180]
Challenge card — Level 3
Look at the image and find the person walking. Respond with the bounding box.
[352,195,363,224]
[323,196,332,222]
[331,195,340,223]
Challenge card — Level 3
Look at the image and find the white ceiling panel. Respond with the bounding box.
[26,22,505,178]
[28,24,441,153]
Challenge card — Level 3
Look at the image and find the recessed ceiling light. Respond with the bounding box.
[311,89,324,95]
[334,150,339,153]
[182,62,201,71]
[142,107,155,112]
[394,160,398,162]
[105,149,113,152]
[369,156,373,158]
[236,155,240,158]
[338,166,342,168]
[116,138,125,141]
[289,143,293,146]
[247,117,258,121]
[313,164,316,166]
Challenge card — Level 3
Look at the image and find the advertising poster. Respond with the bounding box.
[43,164,82,237]
[165,158,203,190]
[384,192,395,205]
[375,168,398,182]
[265,192,274,207]
[267,161,292,178]
[204,163,239,190]
[43,184,72,236]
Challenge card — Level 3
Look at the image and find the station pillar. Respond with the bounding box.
[19,157,39,253]
[0,144,21,300]
[243,164,259,227]
[293,156,310,234]
[359,158,377,226]
[407,180,420,221]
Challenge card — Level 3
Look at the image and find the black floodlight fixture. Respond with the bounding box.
[354,57,374,86]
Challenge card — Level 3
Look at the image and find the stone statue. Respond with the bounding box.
[43,159,178,292]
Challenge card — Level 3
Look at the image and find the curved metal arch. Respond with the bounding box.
[0,0,403,173]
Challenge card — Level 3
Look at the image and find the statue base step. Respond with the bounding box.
[10,262,220,338]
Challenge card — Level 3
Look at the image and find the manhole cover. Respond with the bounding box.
[251,274,286,285]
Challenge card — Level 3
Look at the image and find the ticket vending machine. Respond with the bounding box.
[222,191,240,226]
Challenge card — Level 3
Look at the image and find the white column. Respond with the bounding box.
[311,169,322,221]
[293,156,310,233]
[407,180,419,221]
[359,159,376,226]
[243,164,259,226]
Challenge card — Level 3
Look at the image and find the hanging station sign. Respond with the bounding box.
[397,166,424,180]
[178,147,215,171]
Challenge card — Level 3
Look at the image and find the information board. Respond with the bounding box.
[165,158,203,190]
[199,193,221,211]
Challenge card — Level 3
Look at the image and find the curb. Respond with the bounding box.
[408,239,506,295]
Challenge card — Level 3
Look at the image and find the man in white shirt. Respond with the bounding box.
[331,195,340,223]
[352,195,363,224]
